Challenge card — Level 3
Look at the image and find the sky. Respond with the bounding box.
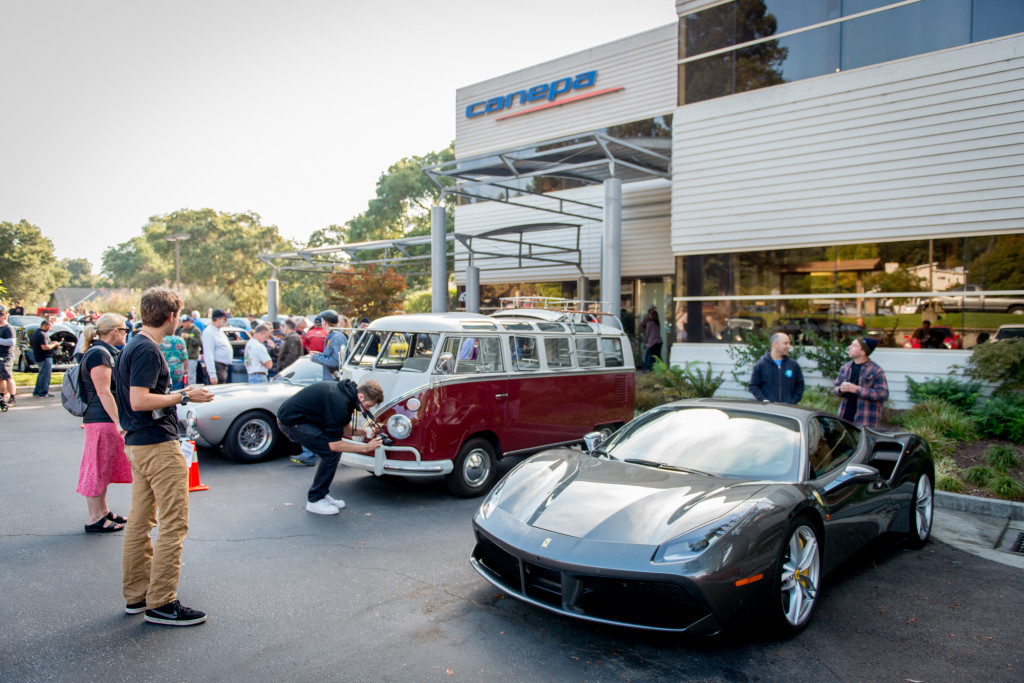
[0,0,677,274]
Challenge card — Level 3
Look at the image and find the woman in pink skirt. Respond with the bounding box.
[77,313,133,533]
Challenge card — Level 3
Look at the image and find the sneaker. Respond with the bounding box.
[125,601,147,615]
[7,396,14,407]
[290,455,316,466]
[305,498,340,515]
[324,495,346,510]
[144,600,207,626]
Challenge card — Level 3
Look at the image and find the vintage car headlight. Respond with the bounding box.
[386,414,412,440]
[184,409,199,439]
[655,499,763,563]
[406,397,421,412]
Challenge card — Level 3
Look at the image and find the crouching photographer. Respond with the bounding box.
[276,379,385,516]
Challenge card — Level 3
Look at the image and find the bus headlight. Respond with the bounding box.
[386,414,412,440]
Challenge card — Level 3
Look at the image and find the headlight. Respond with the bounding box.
[386,414,412,440]
[654,500,764,563]
[185,409,199,439]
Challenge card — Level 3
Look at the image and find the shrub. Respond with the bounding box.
[799,385,840,413]
[892,399,977,444]
[905,376,983,412]
[987,475,1024,501]
[652,359,724,399]
[972,396,1024,443]
[634,372,672,412]
[961,338,1024,396]
[801,330,849,381]
[983,444,1020,473]
[936,475,965,493]
[963,465,994,487]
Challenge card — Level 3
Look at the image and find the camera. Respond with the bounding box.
[379,434,394,447]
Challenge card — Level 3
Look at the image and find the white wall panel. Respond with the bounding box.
[671,36,1024,255]
[452,179,672,285]
[456,25,677,158]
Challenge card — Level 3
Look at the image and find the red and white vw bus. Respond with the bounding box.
[338,310,635,496]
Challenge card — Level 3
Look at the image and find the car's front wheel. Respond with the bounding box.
[446,438,497,498]
[906,472,934,548]
[17,354,31,373]
[223,410,280,463]
[771,518,822,634]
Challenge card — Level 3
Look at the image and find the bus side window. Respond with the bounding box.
[475,337,504,373]
[575,337,600,367]
[601,338,624,367]
[512,336,539,370]
[544,337,573,369]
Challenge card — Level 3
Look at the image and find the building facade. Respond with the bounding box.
[444,0,1024,403]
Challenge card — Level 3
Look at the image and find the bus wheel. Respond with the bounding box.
[447,438,497,498]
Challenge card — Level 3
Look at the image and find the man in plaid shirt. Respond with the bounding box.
[834,337,888,428]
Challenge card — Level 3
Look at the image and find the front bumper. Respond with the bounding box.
[340,446,454,477]
[470,509,727,635]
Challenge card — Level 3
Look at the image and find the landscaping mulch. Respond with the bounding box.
[949,439,1024,500]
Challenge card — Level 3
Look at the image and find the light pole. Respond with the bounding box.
[164,233,191,291]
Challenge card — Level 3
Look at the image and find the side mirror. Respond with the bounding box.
[583,431,604,453]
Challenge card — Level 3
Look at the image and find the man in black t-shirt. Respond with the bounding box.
[115,287,214,627]
[30,319,60,397]
[277,379,384,515]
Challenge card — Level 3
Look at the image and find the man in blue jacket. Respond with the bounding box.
[748,332,805,404]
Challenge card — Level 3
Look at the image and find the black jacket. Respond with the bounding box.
[276,379,359,441]
[748,352,805,404]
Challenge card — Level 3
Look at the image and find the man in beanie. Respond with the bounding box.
[834,336,888,428]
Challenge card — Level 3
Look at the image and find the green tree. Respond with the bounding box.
[102,209,291,313]
[61,257,97,288]
[969,234,1024,290]
[0,220,69,306]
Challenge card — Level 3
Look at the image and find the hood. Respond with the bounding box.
[492,450,768,546]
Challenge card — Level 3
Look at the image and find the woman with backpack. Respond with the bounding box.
[77,313,133,533]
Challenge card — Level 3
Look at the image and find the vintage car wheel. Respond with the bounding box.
[446,438,497,498]
[906,472,934,548]
[223,410,280,463]
[772,518,822,634]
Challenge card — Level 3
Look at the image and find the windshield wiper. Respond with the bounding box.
[623,458,713,476]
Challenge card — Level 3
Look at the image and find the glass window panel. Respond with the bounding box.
[544,337,573,369]
[512,336,540,371]
[973,0,1024,41]
[575,337,600,367]
[376,332,412,370]
[348,331,385,367]
[841,0,971,70]
[601,338,625,367]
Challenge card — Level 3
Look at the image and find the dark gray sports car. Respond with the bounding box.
[470,399,934,636]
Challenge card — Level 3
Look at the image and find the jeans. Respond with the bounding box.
[186,360,198,386]
[34,357,53,395]
[642,343,663,372]
[247,373,268,384]
[278,422,339,503]
[122,440,190,608]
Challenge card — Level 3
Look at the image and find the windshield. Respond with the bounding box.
[272,358,323,386]
[600,407,803,482]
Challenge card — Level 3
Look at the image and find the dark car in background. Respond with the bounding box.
[902,326,962,349]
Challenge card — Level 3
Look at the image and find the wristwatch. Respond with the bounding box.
[179,390,190,406]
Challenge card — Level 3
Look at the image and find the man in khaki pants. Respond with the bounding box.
[114,287,214,626]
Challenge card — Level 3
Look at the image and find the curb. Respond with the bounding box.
[935,490,1024,521]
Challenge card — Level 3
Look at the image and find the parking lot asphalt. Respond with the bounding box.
[2,400,1023,682]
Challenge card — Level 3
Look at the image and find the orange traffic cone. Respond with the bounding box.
[181,440,209,492]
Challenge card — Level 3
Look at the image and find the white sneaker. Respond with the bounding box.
[305,499,340,515]
[324,495,346,510]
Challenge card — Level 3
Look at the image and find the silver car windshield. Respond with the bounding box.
[600,407,803,482]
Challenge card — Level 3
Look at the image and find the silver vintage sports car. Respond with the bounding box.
[177,357,323,462]
[470,399,934,637]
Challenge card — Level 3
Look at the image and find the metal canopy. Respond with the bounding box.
[422,130,671,220]
[258,223,582,274]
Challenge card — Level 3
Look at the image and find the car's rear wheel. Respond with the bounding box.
[446,438,497,498]
[224,410,280,463]
[906,472,934,548]
[772,518,822,634]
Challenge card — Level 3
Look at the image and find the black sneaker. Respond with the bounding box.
[125,601,147,615]
[144,600,207,626]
